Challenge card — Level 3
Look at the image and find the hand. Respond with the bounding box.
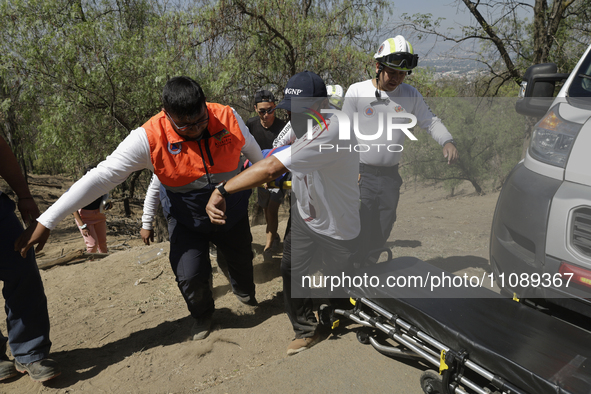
[17,198,40,227]
[15,222,50,258]
[443,143,459,165]
[206,189,227,225]
[140,228,154,245]
[81,228,90,237]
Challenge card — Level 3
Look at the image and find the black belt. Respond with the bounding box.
[359,163,399,176]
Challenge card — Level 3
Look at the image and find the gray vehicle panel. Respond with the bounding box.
[490,162,562,298]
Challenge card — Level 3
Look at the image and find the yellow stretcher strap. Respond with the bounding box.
[439,350,448,374]
[332,319,340,330]
[267,180,291,189]
[513,293,520,302]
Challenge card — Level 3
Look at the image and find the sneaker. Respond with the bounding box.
[190,315,213,341]
[286,332,320,356]
[235,294,258,306]
[0,354,17,381]
[14,358,61,382]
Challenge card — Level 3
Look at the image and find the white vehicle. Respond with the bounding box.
[490,44,591,317]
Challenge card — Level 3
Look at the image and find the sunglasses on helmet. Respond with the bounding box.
[379,52,419,69]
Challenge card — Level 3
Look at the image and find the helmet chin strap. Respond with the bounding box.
[371,64,390,106]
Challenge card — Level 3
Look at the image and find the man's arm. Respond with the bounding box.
[140,174,161,245]
[442,140,459,165]
[0,136,40,226]
[272,121,296,148]
[412,93,459,165]
[206,155,287,225]
[73,210,89,237]
[234,108,264,163]
[15,128,152,257]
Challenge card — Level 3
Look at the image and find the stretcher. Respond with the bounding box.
[324,256,591,394]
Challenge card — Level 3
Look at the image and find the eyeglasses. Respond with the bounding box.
[257,108,276,115]
[165,110,209,132]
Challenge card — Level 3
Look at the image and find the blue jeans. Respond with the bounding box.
[0,193,51,363]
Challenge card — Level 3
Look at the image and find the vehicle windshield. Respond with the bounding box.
[568,50,591,98]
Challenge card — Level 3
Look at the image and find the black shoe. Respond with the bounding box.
[236,294,258,306]
[190,315,213,341]
[14,358,61,382]
[0,354,17,381]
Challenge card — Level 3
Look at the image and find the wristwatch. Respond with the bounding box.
[443,139,456,147]
[215,181,231,198]
[79,224,87,230]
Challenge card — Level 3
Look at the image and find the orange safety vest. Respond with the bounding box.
[143,103,245,188]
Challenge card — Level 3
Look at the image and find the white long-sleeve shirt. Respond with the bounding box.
[38,108,262,230]
[342,79,453,167]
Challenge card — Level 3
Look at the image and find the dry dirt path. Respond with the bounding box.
[0,177,499,393]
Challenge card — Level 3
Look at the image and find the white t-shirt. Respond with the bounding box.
[38,108,262,230]
[342,79,453,167]
[273,115,360,240]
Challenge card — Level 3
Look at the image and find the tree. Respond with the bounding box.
[399,0,591,93]
[193,0,390,119]
[400,68,523,195]
[1,0,391,173]
[402,95,525,195]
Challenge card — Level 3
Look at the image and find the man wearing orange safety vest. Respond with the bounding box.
[16,76,263,341]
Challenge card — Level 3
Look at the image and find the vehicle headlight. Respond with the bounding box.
[529,107,582,167]
[518,81,527,98]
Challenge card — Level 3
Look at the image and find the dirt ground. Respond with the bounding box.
[0,175,500,393]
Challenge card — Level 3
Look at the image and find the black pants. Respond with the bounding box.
[168,214,255,319]
[282,208,358,339]
[357,164,402,264]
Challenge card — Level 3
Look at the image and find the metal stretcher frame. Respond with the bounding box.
[330,257,591,394]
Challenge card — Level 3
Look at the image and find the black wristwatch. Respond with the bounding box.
[443,139,456,147]
[215,181,230,198]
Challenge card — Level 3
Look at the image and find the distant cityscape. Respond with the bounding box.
[421,57,488,80]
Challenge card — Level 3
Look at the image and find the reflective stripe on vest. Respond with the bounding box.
[143,103,245,188]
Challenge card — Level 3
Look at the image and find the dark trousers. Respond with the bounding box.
[0,194,51,363]
[282,208,357,339]
[357,164,402,263]
[167,214,255,319]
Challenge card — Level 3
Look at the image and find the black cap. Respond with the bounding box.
[276,71,327,112]
[254,89,276,104]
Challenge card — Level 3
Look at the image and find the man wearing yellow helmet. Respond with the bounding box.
[342,36,459,265]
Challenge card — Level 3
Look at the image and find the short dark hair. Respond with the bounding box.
[162,76,206,118]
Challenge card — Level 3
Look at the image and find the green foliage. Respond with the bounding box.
[0,0,170,174]
[0,0,390,177]
[196,0,389,119]
[402,97,526,194]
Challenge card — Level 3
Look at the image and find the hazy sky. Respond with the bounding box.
[383,0,536,58]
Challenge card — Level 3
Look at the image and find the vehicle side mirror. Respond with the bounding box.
[515,63,570,117]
